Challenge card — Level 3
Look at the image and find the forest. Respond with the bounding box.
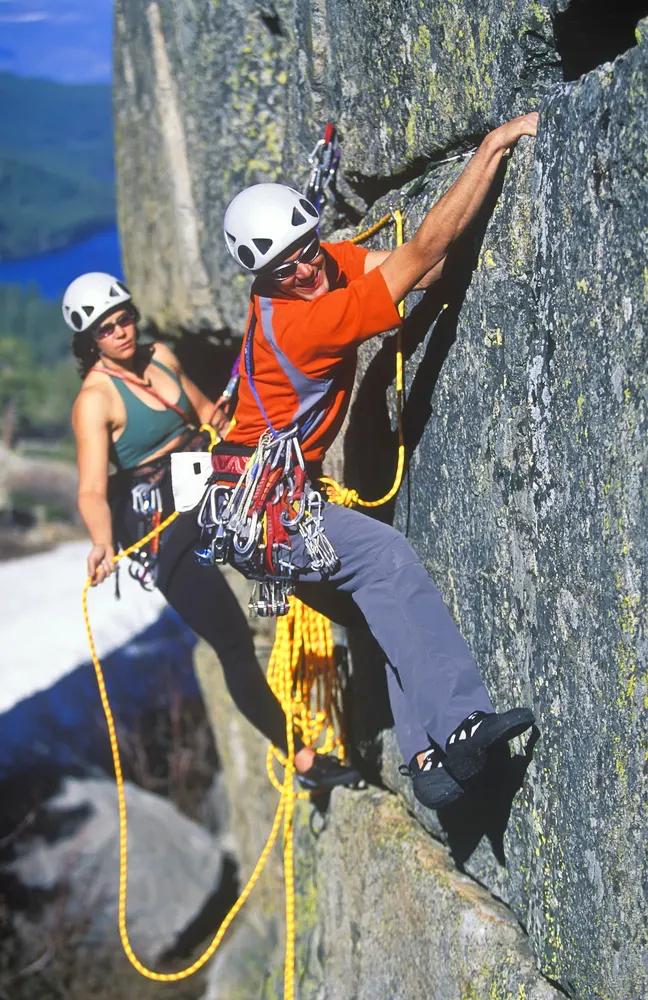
[0,72,115,259]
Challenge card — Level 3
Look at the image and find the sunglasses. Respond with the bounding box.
[94,308,136,340]
[268,236,321,281]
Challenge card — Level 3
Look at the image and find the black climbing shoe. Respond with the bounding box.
[444,708,535,783]
[296,754,364,793]
[400,745,464,810]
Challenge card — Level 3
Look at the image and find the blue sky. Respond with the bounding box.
[0,0,113,83]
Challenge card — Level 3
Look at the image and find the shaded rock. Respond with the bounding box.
[0,443,77,521]
[4,777,225,964]
[194,565,284,998]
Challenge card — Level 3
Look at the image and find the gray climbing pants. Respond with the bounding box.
[234,502,493,763]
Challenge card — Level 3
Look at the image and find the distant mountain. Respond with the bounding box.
[0,0,112,84]
[0,72,115,259]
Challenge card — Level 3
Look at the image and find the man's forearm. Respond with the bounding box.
[411,132,504,264]
[378,113,538,304]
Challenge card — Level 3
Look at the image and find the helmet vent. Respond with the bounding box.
[238,245,255,268]
[225,231,236,246]
[300,199,318,218]
[109,285,121,297]
[70,311,83,330]
[252,238,273,254]
[82,305,95,316]
[291,207,306,227]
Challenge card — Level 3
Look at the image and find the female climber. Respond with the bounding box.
[64,271,359,791]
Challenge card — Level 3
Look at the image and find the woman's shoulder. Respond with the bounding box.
[72,374,113,421]
[77,367,115,395]
[151,341,181,372]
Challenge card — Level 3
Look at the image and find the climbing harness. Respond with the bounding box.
[96,362,219,590]
[196,424,338,616]
[195,303,340,617]
[82,205,407,995]
[305,121,341,215]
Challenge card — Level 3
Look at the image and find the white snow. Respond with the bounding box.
[0,541,166,715]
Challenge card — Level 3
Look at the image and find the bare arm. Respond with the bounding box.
[378,112,538,303]
[365,249,446,290]
[72,387,115,585]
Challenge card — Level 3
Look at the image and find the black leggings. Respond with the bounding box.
[114,476,292,753]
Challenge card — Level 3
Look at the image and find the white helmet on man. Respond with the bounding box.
[62,272,132,333]
[223,183,320,273]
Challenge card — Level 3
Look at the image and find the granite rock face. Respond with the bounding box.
[291,789,563,1000]
[194,627,562,1000]
[114,0,560,332]
[115,3,647,997]
[344,34,647,1000]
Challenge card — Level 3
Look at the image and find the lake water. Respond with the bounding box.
[0,226,123,299]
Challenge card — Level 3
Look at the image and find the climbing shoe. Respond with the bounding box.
[400,745,464,810]
[444,708,535,783]
[296,754,364,793]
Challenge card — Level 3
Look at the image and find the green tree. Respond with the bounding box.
[0,337,37,447]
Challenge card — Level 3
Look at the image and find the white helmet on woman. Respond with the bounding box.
[223,183,320,273]
[62,272,132,333]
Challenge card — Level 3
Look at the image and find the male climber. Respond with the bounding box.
[220,112,539,810]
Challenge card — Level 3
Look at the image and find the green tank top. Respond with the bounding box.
[109,359,192,469]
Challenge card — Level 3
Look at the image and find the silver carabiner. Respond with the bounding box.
[232,512,260,556]
[197,484,225,528]
[131,483,162,516]
[280,489,307,527]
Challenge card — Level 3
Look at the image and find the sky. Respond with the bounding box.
[0,0,113,83]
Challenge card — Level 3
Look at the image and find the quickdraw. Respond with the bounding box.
[305,121,341,215]
[195,425,338,616]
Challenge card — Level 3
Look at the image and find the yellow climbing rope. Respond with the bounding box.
[82,512,298,986]
[320,208,406,508]
[266,597,345,798]
[82,208,407,995]
[199,422,220,448]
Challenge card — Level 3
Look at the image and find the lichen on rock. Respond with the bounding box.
[115,4,647,998]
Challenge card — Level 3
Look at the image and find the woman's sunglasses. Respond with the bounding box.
[94,308,137,340]
[268,236,321,281]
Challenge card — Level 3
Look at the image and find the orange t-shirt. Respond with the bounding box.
[227,241,402,463]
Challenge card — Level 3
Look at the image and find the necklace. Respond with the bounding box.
[99,362,151,387]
